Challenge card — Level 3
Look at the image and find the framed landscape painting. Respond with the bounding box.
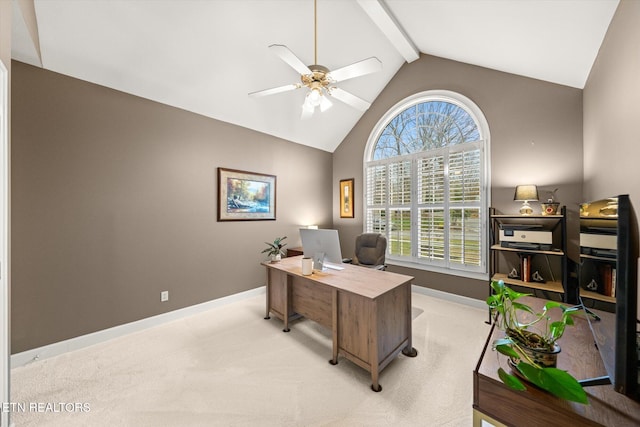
[218,168,276,221]
[340,178,354,218]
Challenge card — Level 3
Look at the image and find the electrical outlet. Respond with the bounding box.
[161,291,169,302]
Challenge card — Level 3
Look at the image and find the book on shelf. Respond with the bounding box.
[611,267,616,297]
[599,264,614,297]
[520,255,531,283]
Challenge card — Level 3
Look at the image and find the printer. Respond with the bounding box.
[499,224,553,251]
[580,226,617,258]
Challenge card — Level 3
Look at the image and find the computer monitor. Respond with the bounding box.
[299,228,343,269]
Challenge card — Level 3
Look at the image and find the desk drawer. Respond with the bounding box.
[291,277,332,328]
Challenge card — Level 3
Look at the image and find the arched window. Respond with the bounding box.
[364,91,490,278]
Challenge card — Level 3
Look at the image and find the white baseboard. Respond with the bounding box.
[411,285,486,310]
[12,285,482,369]
[11,287,266,369]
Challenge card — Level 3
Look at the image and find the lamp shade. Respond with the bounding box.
[514,185,539,202]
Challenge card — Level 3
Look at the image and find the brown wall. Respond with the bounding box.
[11,61,333,352]
[584,0,640,209]
[583,0,640,310]
[333,54,583,299]
[11,1,637,352]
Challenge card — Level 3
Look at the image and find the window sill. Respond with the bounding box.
[386,259,489,281]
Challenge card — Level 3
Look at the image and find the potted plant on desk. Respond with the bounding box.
[486,279,588,404]
[262,236,287,262]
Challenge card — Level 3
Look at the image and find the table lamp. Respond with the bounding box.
[514,185,538,215]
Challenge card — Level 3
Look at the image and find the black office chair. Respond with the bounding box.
[343,233,387,270]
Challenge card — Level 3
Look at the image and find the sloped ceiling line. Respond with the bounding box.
[10,0,620,152]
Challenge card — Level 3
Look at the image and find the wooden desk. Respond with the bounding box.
[263,255,417,391]
[473,297,640,426]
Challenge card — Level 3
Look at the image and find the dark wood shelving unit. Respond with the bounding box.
[489,206,572,303]
[578,208,619,308]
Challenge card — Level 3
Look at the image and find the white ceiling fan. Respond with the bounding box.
[249,0,382,119]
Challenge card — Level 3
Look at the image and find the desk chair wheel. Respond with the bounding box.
[283,328,290,332]
[371,384,382,392]
[402,347,418,357]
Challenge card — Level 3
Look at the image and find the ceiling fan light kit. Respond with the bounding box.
[249,0,381,118]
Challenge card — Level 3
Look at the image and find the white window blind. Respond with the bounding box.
[364,92,489,277]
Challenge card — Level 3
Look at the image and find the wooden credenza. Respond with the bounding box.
[262,255,417,391]
[286,246,304,257]
[473,296,640,426]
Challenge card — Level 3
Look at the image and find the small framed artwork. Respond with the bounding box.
[218,168,276,221]
[339,178,354,218]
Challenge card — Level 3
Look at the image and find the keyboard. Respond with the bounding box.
[324,262,344,271]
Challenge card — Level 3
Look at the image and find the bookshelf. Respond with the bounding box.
[578,196,628,308]
[488,206,571,303]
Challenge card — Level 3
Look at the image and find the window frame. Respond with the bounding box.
[363,90,491,280]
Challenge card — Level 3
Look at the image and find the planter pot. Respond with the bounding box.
[517,342,561,368]
[271,254,282,263]
[541,202,560,215]
[506,329,561,368]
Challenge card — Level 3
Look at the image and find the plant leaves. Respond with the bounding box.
[543,301,565,310]
[490,280,505,293]
[486,294,499,306]
[493,338,513,347]
[516,361,544,381]
[549,321,566,341]
[505,287,531,301]
[498,367,526,391]
[495,343,520,360]
[516,363,588,404]
[511,301,534,314]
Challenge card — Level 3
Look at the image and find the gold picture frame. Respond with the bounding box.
[339,178,354,218]
[217,168,276,221]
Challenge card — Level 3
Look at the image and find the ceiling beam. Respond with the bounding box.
[356,0,419,63]
[16,0,42,66]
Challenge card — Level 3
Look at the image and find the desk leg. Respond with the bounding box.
[402,283,418,358]
[264,269,271,320]
[282,275,291,332]
[370,303,381,392]
[329,289,339,365]
[402,347,418,357]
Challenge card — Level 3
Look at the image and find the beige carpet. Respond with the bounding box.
[10,291,490,427]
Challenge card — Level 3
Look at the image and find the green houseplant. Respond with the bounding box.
[486,279,588,404]
[262,236,287,262]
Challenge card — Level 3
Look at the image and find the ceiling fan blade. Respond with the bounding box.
[328,87,371,111]
[249,83,300,98]
[327,57,382,83]
[269,44,312,76]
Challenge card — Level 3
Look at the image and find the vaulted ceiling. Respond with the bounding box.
[11,0,619,152]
